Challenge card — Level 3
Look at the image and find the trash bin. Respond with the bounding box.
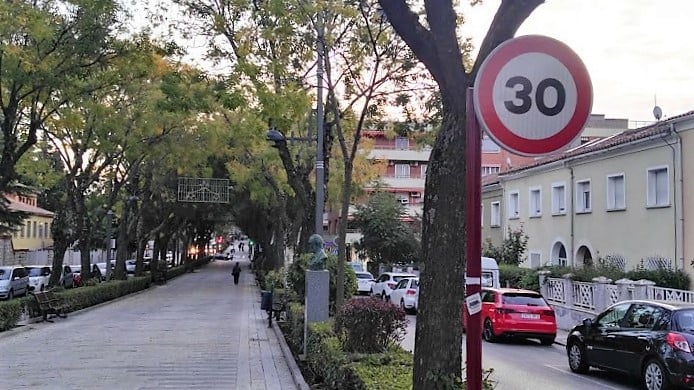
[260,290,273,311]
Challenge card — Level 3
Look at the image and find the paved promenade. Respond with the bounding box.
[0,250,305,389]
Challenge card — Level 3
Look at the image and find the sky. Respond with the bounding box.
[131,1,694,126]
[460,0,694,125]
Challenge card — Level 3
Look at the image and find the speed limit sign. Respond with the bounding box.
[473,35,592,156]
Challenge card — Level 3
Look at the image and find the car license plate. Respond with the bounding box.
[521,313,540,320]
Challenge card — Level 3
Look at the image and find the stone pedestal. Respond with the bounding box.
[303,270,329,355]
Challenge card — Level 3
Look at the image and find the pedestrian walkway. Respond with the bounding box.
[0,249,306,390]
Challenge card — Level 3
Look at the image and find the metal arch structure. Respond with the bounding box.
[177,177,231,203]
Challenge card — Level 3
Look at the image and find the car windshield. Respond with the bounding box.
[502,293,547,306]
[27,268,44,277]
[0,269,8,280]
[674,310,694,332]
[356,273,372,280]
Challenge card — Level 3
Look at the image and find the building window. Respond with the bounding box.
[395,137,409,150]
[33,221,37,237]
[529,252,541,268]
[575,179,591,213]
[490,201,501,227]
[551,183,566,214]
[646,166,669,207]
[482,166,500,176]
[508,191,519,219]
[481,136,500,152]
[25,221,30,238]
[606,173,626,211]
[529,187,542,217]
[38,223,43,238]
[394,163,410,178]
[421,164,427,178]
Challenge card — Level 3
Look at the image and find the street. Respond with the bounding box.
[401,314,641,390]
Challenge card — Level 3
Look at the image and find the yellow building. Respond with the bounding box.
[7,193,54,251]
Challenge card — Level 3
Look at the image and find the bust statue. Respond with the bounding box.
[308,234,328,270]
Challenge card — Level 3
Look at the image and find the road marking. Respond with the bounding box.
[544,365,622,389]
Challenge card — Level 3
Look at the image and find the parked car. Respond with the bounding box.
[464,287,556,346]
[125,260,137,275]
[25,265,51,292]
[389,277,419,314]
[0,265,30,299]
[567,300,694,390]
[355,272,374,295]
[371,272,416,300]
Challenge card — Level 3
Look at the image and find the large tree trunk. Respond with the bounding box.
[49,241,68,287]
[378,1,543,388]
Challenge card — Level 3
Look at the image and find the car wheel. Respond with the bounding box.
[7,289,13,300]
[567,340,589,374]
[369,288,374,297]
[482,319,497,343]
[382,292,388,301]
[400,299,406,310]
[643,359,670,390]
[540,336,555,346]
[40,284,45,292]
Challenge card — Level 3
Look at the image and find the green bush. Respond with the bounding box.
[264,268,285,290]
[334,297,407,353]
[0,299,24,331]
[283,302,305,353]
[287,253,357,307]
[537,264,690,290]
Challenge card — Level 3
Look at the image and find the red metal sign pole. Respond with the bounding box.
[465,87,482,390]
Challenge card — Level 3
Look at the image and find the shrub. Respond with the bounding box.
[498,264,540,291]
[0,299,24,331]
[264,268,285,290]
[283,302,305,353]
[334,296,407,353]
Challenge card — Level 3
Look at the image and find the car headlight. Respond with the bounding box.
[0,287,8,292]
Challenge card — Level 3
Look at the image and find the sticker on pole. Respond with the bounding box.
[465,293,482,316]
[473,35,592,156]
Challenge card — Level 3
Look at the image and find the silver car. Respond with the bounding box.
[0,266,30,299]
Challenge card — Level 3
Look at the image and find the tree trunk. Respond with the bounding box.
[335,160,354,311]
[49,241,68,287]
[413,105,468,389]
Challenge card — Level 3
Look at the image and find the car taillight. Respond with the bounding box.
[543,309,555,317]
[496,308,516,314]
[667,332,692,352]
[387,282,396,288]
[406,289,417,296]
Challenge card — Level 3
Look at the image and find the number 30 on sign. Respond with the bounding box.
[473,35,592,156]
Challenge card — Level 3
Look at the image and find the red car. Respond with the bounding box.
[463,287,557,345]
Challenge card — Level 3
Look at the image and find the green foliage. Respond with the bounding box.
[503,263,691,291]
[482,226,529,265]
[352,191,420,266]
[334,297,407,353]
[0,299,24,332]
[283,302,305,353]
[287,253,357,308]
[263,268,286,290]
[498,264,539,291]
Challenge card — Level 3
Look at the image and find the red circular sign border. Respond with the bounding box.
[474,35,593,156]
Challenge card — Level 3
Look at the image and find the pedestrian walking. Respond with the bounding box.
[232,262,241,285]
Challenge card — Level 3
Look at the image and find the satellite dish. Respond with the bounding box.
[653,106,663,121]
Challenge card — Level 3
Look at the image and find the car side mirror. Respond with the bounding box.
[582,318,594,328]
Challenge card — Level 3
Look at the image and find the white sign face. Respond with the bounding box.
[465,293,482,316]
[474,35,592,156]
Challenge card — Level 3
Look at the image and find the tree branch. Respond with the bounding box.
[471,0,545,80]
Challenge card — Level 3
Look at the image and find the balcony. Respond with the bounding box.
[367,148,430,162]
[376,176,426,191]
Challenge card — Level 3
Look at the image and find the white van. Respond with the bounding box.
[465,257,500,289]
[481,257,500,288]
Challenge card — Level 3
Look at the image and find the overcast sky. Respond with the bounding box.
[460,0,693,124]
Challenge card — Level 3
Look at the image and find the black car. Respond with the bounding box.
[566,299,694,390]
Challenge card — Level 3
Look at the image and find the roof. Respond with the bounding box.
[500,111,694,176]
[6,197,54,217]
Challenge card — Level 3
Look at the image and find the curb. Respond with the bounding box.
[272,322,311,390]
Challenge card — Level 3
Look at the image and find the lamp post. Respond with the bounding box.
[314,11,325,238]
[105,210,114,281]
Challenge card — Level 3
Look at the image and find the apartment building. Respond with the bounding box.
[482,111,694,279]
[8,192,54,251]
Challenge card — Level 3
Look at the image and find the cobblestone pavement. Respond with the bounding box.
[0,254,298,390]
